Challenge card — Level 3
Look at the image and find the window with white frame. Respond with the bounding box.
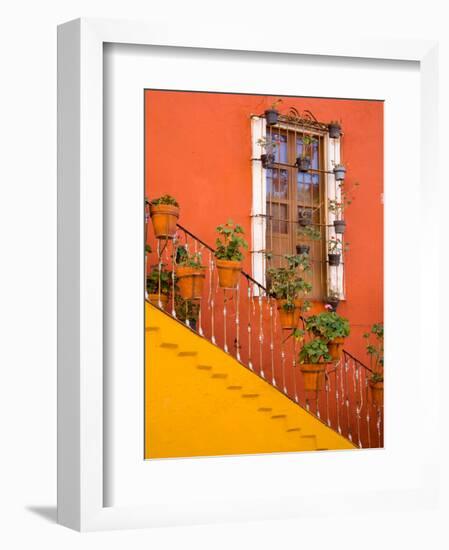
[251,110,345,300]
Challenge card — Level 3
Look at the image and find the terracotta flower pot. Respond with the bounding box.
[215,259,242,289]
[149,203,179,239]
[276,299,302,329]
[264,108,279,126]
[300,363,326,391]
[176,265,206,300]
[148,293,169,309]
[369,380,384,407]
[328,336,345,361]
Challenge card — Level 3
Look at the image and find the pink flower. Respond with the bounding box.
[324,304,333,310]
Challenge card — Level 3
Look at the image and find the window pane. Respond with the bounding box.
[296,135,318,168]
[268,132,287,163]
[297,172,320,204]
[266,202,288,234]
[267,168,288,199]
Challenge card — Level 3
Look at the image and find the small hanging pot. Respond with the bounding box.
[261,153,275,168]
[176,266,206,300]
[369,380,384,407]
[296,156,312,172]
[276,299,302,329]
[150,203,179,239]
[297,244,310,255]
[264,109,279,126]
[328,123,341,139]
[325,296,340,312]
[333,165,346,181]
[328,253,341,267]
[147,293,168,309]
[333,220,346,234]
[328,337,345,361]
[215,259,242,289]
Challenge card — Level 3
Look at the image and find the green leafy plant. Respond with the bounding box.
[298,224,322,240]
[328,236,349,254]
[298,339,331,364]
[267,254,312,310]
[214,220,248,262]
[363,322,384,372]
[176,246,203,268]
[305,312,350,341]
[300,134,317,158]
[145,244,152,254]
[146,265,172,295]
[328,181,360,220]
[174,295,200,322]
[150,194,179,207]
[370,371,384,383]
[256,136,279,155]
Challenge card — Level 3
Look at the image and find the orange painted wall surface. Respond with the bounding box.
[145,90,383,363]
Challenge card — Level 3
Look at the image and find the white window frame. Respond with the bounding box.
[251,115,345,299]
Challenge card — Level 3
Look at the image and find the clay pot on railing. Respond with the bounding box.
[176,266,206,300]
[297,244,310,255]
[333,164,346,181]
[328,123,342,139]
[150,203,179,239]
[300,363,326,391]
[261,153,275,168]
[369,380,384,407]
[296,156,312,173]
[264,108,279,126]
[216,259,242,289]
[333,220,346,234]
[324,296,340,312]
[147,293,169,309]
[328,337,345,361]
[328,253,341,266]
[276,299,302,329]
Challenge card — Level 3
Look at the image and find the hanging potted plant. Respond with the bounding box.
[267,254,312,330]
[175,246,206,300]
[333,163,346,181]
[149,194,180,239]
[296,244,310,255]
[296,135,316,172]
[175,295,200,331]
[305,310,350,361]
[146,265,172,308]
[298,339,331,391]
[328,120,342,139]
[324,289,340,312]
[214,220,248,289]
[364,323,384,406]
[328,181,360,234]
[328,236,349,266]
[256,136,279,168]
[264,99,282,126]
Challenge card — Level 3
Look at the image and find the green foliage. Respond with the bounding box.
[174,295,200,322]
[300,134,317,158]
[299,339,331,364]
[150,194,179,207]
[305,312,350,341]
[363,323,384,369]
[267,254,312,307]
[146,265,172,295]
[256,136,279,154]
[328,181,360,220]
[298,224,321,240]
[176,246,203,268]
[328,236,349,254]
[214,219,248,261]
[145,244,152,254]
[370,372,384,383]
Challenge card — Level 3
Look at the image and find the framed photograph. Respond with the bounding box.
[57,18,440,531]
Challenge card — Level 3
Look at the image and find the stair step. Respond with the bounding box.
[160,342,178,349]
[146,326,159,332]
[258,407,272,412]
[177,351,198,357]
[227,385,242,390]
[241,393,259,399]
[211,373,228,379]
[286,427,301,433]
[197,365,212,370]
[271,414,287,419]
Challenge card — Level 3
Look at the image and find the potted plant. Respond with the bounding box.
[146,265,172,308]
[305,311,350,361]
[333,163,346,181]
[298,339,331,391]
[364,323,384,406]
[267,254,312,329]
[328,120,342,139]
[296,135,316,172]
[296,244,310,255]
[175,246,206,300]
[264,99,282,126]
[297,208,313,227]
[328,181,360,234]
[328,236,349,266]
[324,289,340,312]
[214,220,248,289]
[256,136,279,168]
[175,295,200,331]
[149,194,180,239]
[298,222,322,240]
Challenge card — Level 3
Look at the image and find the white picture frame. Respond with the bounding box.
[57,17,441,531]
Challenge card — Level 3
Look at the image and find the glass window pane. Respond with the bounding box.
[268,132,287,163]
[267,168,288,199]
[297,172,320,205]
[266,202,288,234]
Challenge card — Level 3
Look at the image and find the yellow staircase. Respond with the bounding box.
[145,302,355,459]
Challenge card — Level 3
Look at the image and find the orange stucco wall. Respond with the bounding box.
[145,90,383,364]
